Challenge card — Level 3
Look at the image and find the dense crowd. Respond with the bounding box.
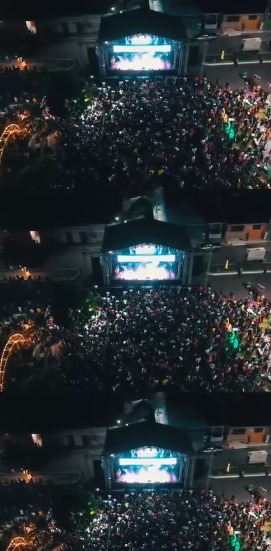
[1,76,271,191]
[2,488,271,551]
[1,284,271,392]
[58,76,271,193]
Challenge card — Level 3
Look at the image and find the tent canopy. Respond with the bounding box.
[98,8,187,42]
[104,421,192,455]
[102,218,191,251]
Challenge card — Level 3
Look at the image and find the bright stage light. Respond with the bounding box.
[117,465,177,483]
[113,45,171,53]
[119,458,177,466]
[130,35,153,45]
[117,254,176,262]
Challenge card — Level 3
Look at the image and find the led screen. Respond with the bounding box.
[113,45,172,53]
[119,458,177,466]
[114,447,181,484]
[112,244,180,281]
[109,34,174,71]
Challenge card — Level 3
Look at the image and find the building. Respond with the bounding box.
[227,426,270,445]
[198,0,267,32]
[225,222,268,244]
[204,396,271,447]
[1,395,271,486]
[141,0,269,33]
[1,190,271,284]
[0,1,117,69]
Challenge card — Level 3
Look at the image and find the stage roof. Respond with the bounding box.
[102,218,191,250]
[104,421,193,454]
[98,8,187,42]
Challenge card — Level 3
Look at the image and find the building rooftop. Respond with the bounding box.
[0,394,123,431]
[0,190,122,229]
[164,190,271,224]
[200,395,271,427]
[195,0,267,14]
[0,0,114,18]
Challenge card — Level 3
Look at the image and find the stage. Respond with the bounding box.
[108,244,183,282]
[97,8,187,77]
[102,421,194,489]
[101,219,191,286]
[99,34,181,76]
[109,447,185,485]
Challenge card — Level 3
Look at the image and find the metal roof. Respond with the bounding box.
[102,218,191,250]
[98,8,187,42]
[104,421,193,454]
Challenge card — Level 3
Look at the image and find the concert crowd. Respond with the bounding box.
[1,76,271,192]
[1,285,271,392]
[1,488,271,551]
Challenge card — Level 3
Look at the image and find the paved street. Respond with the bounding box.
[204,63,271,90]
[210,243,271,267]
[211,446,271,470]
[206,273,271,298]
[206,31,271,58]
[204,477,271,502]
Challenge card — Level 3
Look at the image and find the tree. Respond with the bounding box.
[46,74,78,118]
[50,284,92,328]
[52,487,93,529]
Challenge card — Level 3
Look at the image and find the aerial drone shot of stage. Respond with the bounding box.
[97,8,187,76]
[101,218,190,286]
[103,422,193,488]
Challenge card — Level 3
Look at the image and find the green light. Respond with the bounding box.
[228,534,242,551]
[224,121,236,141]
[228,331,240,351]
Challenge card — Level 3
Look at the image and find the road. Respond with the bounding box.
[206,273,271,298]
[204,62,271,90]
[210,446,271,470]
[203,477,271,502]
[210,243,271,267]
[206,32,271,58]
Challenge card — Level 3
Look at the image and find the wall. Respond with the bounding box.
[47,427,107,456]
[38,449,96,480]
[225,223,268,242]
[221,13,264,31]
[41,427,107,479]
[35,15,101,67]
[227,426,269,444]
[209,426,224,442]
[41,224,105,252]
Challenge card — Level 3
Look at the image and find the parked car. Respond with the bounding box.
[198,243,222,251]
[199,446,223,454]
[193,33,219,41]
